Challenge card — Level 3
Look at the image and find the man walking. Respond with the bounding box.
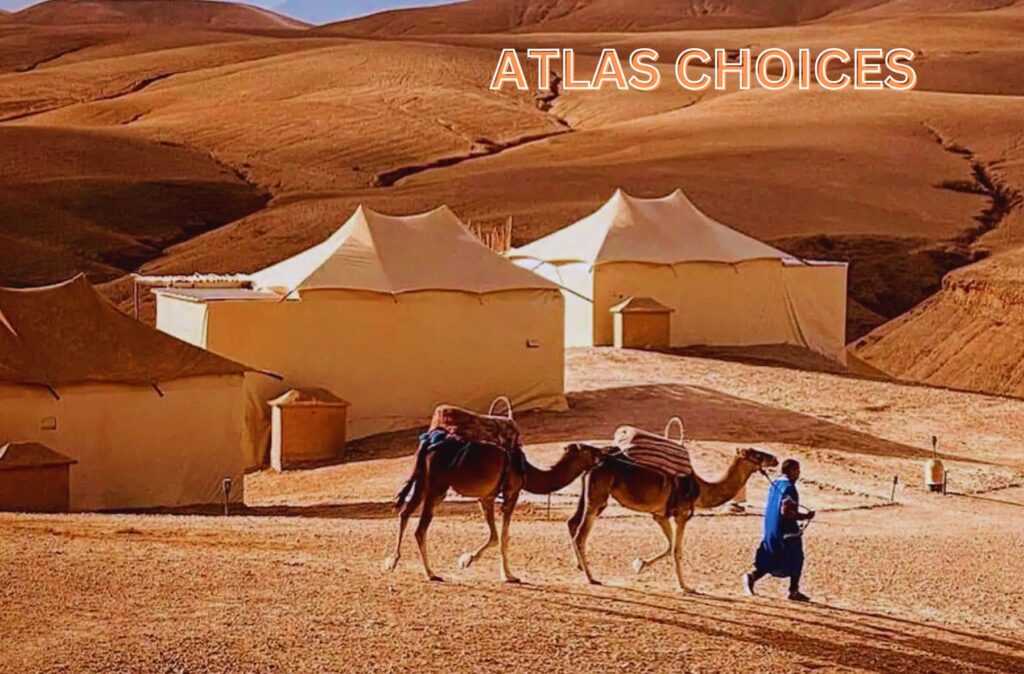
[743,458,815,601]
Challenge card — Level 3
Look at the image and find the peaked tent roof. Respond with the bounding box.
[250,205,558,295]
[0,442,76,471]
[509,188,796,266]
[0,275,252,387]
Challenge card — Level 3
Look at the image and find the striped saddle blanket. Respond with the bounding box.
[429,404,522,453]
[613,425,693,477]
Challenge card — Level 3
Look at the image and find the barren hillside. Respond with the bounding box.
[323,0,1024,35]
[0,125,267,287]
[853,243,1024,397]
[12,0,309,30]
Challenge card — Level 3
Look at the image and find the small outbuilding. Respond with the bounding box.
[610,296,673,350]
[269,388,350,471]
[0,442,76,513]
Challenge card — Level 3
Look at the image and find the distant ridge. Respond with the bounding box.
[320,0,1023,35]
[13,0,309,30]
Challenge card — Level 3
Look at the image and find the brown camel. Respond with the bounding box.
[383,440,604,583]
[568,446,778,591]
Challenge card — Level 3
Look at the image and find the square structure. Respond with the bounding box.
[269,388,349,471]
[0,442,76,513]
[610,296,673,350]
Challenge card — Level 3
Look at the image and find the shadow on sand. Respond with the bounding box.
[340,381,979,468]
[491,583,1024,672]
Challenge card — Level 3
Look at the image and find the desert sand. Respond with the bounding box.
[3,348,1024,672]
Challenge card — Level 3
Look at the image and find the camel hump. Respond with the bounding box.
[429,404,522,452]
[613,425,693,477]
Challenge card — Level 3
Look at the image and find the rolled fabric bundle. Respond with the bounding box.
[614,424,693,476]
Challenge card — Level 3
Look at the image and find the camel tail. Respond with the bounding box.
[394,443,429,510]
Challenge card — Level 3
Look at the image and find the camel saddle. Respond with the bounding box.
[613,425,693,477]
[429,404,522,453]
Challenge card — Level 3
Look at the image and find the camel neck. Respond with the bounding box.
[523,453,589,495]
[693,457,757,508]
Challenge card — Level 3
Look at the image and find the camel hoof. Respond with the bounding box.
[631,558,645,574]
[677,585,697,595]
[457,553,474,569]
[381,555,398,572]
[587,578,603,586]
[503,576,522,585]
[428,575,444,583]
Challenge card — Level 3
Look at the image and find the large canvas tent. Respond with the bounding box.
[0,275,258,511]
[154,205,566,454]
[509,189,848,362]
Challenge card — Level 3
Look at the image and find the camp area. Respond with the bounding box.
[509,189,848,362]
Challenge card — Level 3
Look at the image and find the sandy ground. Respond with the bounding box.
[3,348,1024,673]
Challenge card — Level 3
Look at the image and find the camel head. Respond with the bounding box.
[562,442,608,470]
[735,447,778,471]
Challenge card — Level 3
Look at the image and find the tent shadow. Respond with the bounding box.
[343,380,983,466]
[519,383,978,463]
[500,584,1024,672]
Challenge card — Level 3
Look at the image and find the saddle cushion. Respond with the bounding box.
[613,425,693,477]
[429,404,522,453]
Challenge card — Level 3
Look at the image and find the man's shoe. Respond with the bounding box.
[788,591,811,602]
[742,573,756,596]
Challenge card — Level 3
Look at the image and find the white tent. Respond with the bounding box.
[155,205,566,456]
[0,276,257,511]
[509,189,848,362]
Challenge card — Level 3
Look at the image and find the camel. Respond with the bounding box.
[568,446,778,592]
[383,439,604,583]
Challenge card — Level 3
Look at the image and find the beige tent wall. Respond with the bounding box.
[0,375,248,511]
[781,262,848,363]
[159,289,566,454]
[156,293,210,348]
[591,260,847,360]
[518,261,595,348]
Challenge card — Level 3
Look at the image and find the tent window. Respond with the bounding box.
[41,416,57,431]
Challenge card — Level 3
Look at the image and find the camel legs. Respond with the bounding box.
[458,498,498,570]
[632,515,673,574]
[567,488,586,570]
[671,512,696,593]
[498,491,521,583]
[414,490,447,582]
[572,504,607,585]
[569,471,613,584]
[382,475,425,572]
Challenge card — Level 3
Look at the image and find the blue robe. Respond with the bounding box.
[754,477,804,578]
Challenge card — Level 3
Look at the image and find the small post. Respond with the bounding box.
[890,475,898,503]
[546,493,551,520]
[942,470,948,495]
[133,277,141,320]
[222,477,233,516]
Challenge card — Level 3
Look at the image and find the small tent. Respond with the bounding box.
[154,205,566,451]
[509,189,848,362]
[0,275,259,511]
